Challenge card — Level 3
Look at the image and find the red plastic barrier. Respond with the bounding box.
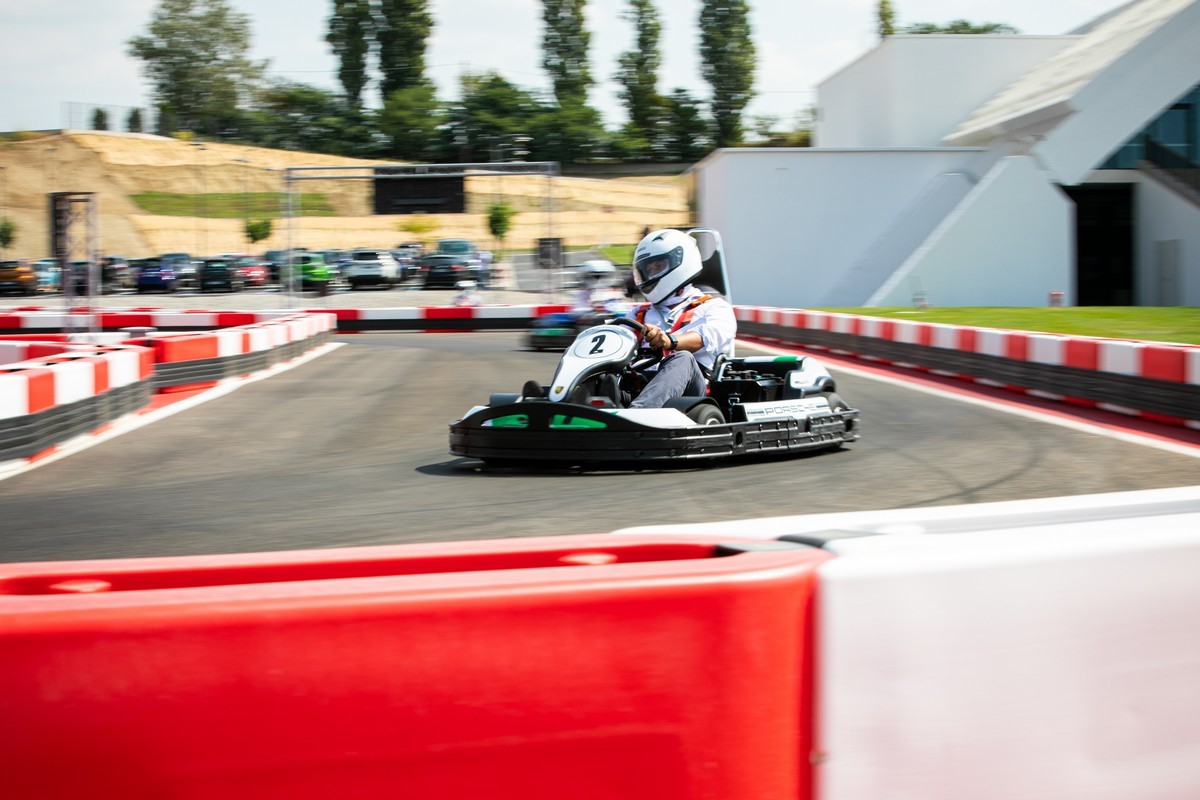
[0,535,829,800]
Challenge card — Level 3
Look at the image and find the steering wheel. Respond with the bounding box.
[612,316,644,334]
[609,315,665,372]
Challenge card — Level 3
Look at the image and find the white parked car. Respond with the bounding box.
[342,249,401,290]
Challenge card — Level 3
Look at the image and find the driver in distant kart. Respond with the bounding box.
[624,229,736,408]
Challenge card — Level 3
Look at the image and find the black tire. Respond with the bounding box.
[687,404,725,425]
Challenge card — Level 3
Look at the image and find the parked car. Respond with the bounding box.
[434,238,487,286]
[198,257,245,292]
[66,260,99,295]
[101,255,135,290]
[263,249,291,283]
[318,250,348,286]
[291,252,332,291]
[160,252,195,290]
[32,258,61,293]
[222,254,269,287]
[392,243,423,281]
[419,253,480,289]
[134,258,177,293]
[342,249,400,290]
[0,259,37,296]
[280,251,333,292]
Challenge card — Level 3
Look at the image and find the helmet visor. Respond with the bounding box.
[634,246,684,286]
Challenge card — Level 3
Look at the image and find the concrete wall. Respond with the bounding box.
[816,36,1074,149]
[870,156,1074,307]
[1136,177,1200,306]
[694,148,988,309]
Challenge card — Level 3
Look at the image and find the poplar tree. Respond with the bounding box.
[878,0,896,38]
[542,0,593,106]
[377,0,434,97]
[326,0,372,107]
[615,0,663,144]
[699,0,755,148]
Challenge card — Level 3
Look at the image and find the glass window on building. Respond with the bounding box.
[1099,83,1200,169]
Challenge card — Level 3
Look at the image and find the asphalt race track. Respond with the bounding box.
[2,332,1198,563]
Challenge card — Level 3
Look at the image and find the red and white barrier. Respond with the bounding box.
[616,485,1200,800]
[0,534,830,800]
[735,307,1200,427]
[0,341,153,418]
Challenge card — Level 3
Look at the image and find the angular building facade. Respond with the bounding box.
[692,0,1200,308]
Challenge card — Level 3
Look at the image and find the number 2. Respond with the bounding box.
[588,334,606,354]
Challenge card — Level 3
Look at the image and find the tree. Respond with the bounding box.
[530,100,605,165]
[660,88,711,162]
[0,218,16,254]
[699,0,755,148]
[127,108,144,133]
[244,82,374,156]
[615,0,663,152]
[448,71,546,163]
[378,82,445,161]
[487,202,516,251]
[127,0,266,135]
[878,0,896,38]
[906,20,1019,34]
[326,0,372,108]
[377,0,434,97]
[542,0,593,107]
[245,218,271,245]
[92,108,109,131]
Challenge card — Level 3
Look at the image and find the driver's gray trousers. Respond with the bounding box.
[629,351,708,408]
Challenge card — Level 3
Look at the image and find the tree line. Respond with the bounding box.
[120,0,1015,164]
[124,0,758,164]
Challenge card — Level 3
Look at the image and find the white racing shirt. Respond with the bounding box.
[631,285,736,371]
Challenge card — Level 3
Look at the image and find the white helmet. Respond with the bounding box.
[632,229,702,304]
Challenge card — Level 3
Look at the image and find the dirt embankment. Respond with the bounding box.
[0,131,690,259]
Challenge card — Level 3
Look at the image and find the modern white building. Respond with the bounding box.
[691,0,1200,308]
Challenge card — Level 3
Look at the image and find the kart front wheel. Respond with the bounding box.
[687,404,725,425]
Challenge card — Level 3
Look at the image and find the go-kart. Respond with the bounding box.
[449,315,860,466]
[525,298,631,351]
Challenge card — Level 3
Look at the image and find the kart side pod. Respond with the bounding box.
[0,536,831,800]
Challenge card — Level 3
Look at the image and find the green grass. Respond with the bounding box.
[131,192,337,217]
[598,244,635,264]
[816,307,1200,345]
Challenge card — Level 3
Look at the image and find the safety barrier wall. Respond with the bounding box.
[0,534,830,800]
[736,306,1200,426]
[612,486,1200,800]
[0,304,571,335]
[0,342,154,461]
[0,312,335,463]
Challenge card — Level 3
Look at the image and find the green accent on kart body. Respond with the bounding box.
[550,414,608,429]
[488,412,609,430]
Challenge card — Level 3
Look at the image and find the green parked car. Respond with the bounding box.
[285,253,332,291]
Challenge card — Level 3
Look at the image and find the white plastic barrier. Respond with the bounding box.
[616,486,1200,800]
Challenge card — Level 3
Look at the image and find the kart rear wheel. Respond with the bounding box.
[687,404,725,425]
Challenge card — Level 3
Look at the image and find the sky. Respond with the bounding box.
[0,0,1135,133]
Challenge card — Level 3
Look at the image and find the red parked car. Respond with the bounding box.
[224,254,269,287]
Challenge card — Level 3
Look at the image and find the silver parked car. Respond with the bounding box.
[342,249,401,290]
